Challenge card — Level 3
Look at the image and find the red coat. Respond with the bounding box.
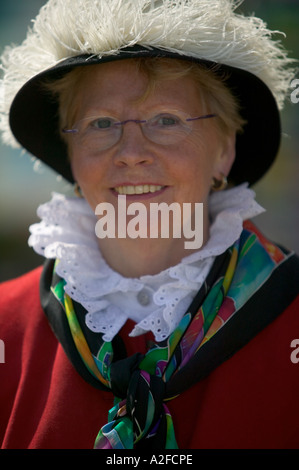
[0,266,299,449]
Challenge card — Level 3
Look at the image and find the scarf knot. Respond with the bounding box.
[127,369,166,445]
[94,367,169,449]
[98,354,168,448]
[109,353,144,398]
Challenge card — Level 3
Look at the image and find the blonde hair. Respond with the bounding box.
[45,57,246,144]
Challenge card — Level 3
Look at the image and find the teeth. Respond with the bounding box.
[114,185,163,195]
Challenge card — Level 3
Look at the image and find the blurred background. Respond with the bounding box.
[0,0,298,282]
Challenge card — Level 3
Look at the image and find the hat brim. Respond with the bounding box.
[9,46,281,185]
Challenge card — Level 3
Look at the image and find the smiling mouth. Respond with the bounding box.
[114,184,165,195]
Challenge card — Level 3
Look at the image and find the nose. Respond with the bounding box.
[112,121,154,167]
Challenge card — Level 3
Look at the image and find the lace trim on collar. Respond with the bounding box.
[29,183,264,341]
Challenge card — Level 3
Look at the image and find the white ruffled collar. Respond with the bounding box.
[28,183,264,341]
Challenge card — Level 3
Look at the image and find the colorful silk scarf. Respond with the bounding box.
[46,221,290,449]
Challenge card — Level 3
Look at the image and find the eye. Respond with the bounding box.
[89,117,117,130]
[150,113,182,129]
[154,114,181,127]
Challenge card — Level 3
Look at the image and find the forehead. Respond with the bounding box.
[74,60,202,114]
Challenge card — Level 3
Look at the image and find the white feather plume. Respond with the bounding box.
[0,0,295,148]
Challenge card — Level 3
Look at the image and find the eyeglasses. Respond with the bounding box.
[62,111,217,150]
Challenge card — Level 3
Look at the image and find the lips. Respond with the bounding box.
[114,184,164,195]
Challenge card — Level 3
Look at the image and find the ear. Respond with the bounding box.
[213,132,236,179]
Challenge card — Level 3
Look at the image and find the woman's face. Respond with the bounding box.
[69,60,235,227]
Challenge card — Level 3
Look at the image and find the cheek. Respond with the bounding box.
[171,141,218,201]
[69,147,101,184]
[70,158,87,184]
[174,146,214,184]
[68,145,81,181]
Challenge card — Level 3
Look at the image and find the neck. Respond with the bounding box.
[97,218,210,278]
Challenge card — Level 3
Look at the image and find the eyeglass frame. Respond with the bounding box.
[62,111,218,149]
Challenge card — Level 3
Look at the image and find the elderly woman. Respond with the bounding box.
[0,0,299,450]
